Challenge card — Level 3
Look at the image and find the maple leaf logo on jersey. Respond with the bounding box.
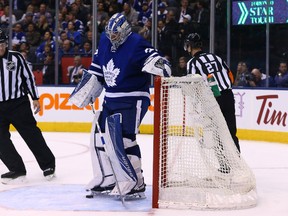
[103,59,120,87]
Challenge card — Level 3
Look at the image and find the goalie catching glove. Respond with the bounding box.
[69,69,103,108]
[142,55,171,77]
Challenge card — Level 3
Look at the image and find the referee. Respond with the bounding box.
[184,33,240,153]
[0,29,55,183]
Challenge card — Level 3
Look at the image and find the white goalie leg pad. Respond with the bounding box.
[123,138,144,190]
[142,54,171,77]
[68,69,103,108]
[86,111,115,190]
[104,113,138,196]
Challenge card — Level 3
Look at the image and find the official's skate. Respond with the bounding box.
[43,168,55,181]
[1,171,27,184]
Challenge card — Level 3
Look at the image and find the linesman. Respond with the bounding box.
[184,32,240,152]
[0,29,55,183]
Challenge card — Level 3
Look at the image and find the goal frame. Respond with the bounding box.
[152,75,257,210]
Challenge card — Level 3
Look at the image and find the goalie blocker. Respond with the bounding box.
[68,69,103,108]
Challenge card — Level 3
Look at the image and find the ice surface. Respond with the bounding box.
[0,132,287,216]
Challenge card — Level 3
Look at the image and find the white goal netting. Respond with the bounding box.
[154,75,257,210]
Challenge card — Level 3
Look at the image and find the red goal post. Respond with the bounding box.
[152,75,257,210]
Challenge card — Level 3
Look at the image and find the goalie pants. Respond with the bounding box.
[216,89,240,152]
[0,96,56,173]
[98,98,150,157]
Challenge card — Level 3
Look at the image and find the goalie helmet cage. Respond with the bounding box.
[152,75,257,210]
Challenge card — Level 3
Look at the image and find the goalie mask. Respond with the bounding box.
[105,13,132,51]
[184,32,202,51]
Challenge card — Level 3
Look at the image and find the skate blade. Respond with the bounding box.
[1,176,27,185]
[115,192,146,201]
[45,174,56,181]
[86,190,111,198]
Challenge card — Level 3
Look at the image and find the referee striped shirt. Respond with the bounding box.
[187,51,234,91]
[0,50,39,102]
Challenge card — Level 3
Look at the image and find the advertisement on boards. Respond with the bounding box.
[35,87,287,134]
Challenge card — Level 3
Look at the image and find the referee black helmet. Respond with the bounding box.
[0,28,8,43]
[184,32,202,51]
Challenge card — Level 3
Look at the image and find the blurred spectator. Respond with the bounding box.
[35,31,56,62]
[25,23,41,47]
[274,61,288,87]
[176,0,194,23]
[17,12,34,32]
[58,39,75,62]
[97,2,109,26]
[162,9,179,60]
[177,14,194,57]
[137,1,152,27]
[20,51,33,71]
[33,3,53,25]
[107,2,120,17]
[127,0,142,12]
[122,2,139,27]
[79,41,92,56]
[36,43,53,64]
[0,5,17,31]
[19,42,35,64]
[193,0,210,41]
[35,14,51,37]
[66,21,83,52]
[157,2,168,21]
[85,18,93,33]
[233,61,250,87]
[84,30,93,45]
[138,18,152,42]
[62,11,84,35]
[42,52,55,85]
[59,31,68,48]
[11,23,26,51]
[52,12,66,33]
[59,3,69,18]
[157,19,173,59]
[173,56,187,77]
[19,3,35,21]
[59,0,71,12]
[70,1,90,26]
[67,55,85,84]
[245,68,275,87]
[12,0,27,20]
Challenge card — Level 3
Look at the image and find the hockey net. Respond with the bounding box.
[152,75,257,210]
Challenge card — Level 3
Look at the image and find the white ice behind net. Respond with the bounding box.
[157,75,257,210]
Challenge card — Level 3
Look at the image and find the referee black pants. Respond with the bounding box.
[216,89,240,152]
[0,96,55,173]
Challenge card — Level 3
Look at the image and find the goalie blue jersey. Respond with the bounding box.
[88,32,160,102]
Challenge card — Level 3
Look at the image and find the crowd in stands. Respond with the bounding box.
[233,61,288,88]
[0,0,287,87]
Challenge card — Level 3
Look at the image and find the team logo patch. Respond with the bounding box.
[6,61,16,71]
[154,58,164,69]
[103,59,120,87]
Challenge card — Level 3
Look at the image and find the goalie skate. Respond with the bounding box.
[114,183,146,200]
[86,184,115,198]
[124,184,146,200]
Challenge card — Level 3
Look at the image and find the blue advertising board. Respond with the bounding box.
[232,0,288,25]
